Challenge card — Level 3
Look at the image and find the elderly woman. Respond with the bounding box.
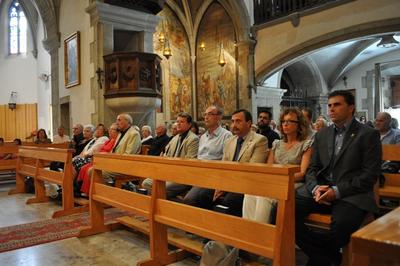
[34,129,52,144]
[243,107,312,223]
[72,124,108,175]
[77,123,119,196]
[314,117,328,132]
[141,125,154,145]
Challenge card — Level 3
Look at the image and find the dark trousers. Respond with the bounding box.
[197,188,244,217]
[295,193,367,266]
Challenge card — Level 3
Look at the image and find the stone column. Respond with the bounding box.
[43,36,60,135]
[253,86,286,121]
[86,2,160,129]
[237,39,255,110]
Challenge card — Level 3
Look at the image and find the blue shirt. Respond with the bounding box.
[381,128,400,144]
[198,126,232,160]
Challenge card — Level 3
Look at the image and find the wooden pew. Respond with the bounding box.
[0,145,19,172]
[113,145,150,188]
[8,146,82,218]
[79,154,299,266]
[350,206,400,266]
[379,144,400,208]
[22,142,70,149]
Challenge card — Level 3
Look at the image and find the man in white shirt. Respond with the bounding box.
[53,126,70,143]
[183,105,232,205]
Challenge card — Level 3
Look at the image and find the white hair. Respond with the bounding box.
[119,113,133,125]
[83,124,95,133]
[141,125,152,135]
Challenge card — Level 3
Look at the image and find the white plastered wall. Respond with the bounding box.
[58,0,94,127]
[0,0,37,104]
[0,0,51,135]
[36,15,51,133]
[331,50,400,119]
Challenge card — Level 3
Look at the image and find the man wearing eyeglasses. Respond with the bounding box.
[257,110,280,148]
[183,106,232,206]
[296,90,381,266]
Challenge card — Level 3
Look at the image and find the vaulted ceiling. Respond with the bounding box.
[305,33,400,88]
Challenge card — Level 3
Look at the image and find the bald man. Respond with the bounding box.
[148,125,170,156]
[375,112,400,144]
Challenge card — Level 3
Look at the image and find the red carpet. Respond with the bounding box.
[0,208,128,253]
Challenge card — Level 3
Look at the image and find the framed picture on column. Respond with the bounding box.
[64,31,80,88]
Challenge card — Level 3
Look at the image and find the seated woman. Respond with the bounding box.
[2,138,22,160]
[243,107,312,223]
[71,124,108,177]
[34,129,52,144]
[314,117,328,132]
[141,125,154,146]
[77,123,119,196]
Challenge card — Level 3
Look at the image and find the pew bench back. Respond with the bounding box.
[8,146,79,218]
[0,145,19,171]
[379,144,400,206]
[82,154,299,266]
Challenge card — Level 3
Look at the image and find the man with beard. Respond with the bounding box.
[257,111,280,148]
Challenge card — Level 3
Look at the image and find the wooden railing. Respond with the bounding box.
[253,0,351,25]
[79,153,299,266]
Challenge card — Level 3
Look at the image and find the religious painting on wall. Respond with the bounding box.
[64,31,80,88]
[196,3,237,119]
[153,7,192,118]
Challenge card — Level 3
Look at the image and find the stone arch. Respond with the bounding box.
[256,17,400,82]
[192,0,251,44]
[283,59,322,97]
[280,58,327,117]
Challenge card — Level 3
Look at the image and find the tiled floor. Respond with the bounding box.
[0,181,196,266]
[0,179,308,266]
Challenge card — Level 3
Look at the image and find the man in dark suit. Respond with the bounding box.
[148,125,170,156]
[296,90,381,266]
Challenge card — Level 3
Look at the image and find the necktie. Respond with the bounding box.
[233,137,244,161]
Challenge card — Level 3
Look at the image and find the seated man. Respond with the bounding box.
[148,125,170,156]
[142,112,199,199]
[102,113,141,182]
[256,110,280,148]
[71,124,84,156]
[182,105,232,206]
[375,111,400,144]
[53,125,71,144]
[296,90,381,266]
[197,109,268,217]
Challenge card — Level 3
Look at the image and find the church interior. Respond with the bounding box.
[0,0,399,265]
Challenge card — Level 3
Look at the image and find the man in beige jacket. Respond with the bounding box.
[102,113,141,182]
[142,112,199,198]
[197,109,268,216]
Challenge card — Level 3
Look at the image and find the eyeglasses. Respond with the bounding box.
[203,112,219,117]
[281,120,299,125]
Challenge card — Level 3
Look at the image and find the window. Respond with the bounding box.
[9,0,27,54]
